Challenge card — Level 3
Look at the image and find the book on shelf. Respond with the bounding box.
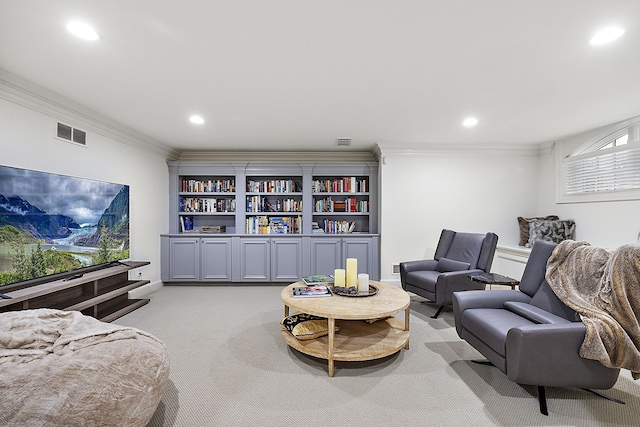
[292,285,331,298]
[301,274,334,285]
[180,216,194,232]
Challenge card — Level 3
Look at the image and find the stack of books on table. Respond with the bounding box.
[292,275,334,298]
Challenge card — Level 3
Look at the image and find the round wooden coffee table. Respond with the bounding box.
[280,281,410,377]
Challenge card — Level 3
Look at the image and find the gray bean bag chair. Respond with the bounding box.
[0,309,169,426]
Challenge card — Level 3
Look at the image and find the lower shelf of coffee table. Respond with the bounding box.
[281,316,409,361]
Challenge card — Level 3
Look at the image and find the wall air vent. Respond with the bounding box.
[56,122,87,146]
[336,137,352,146]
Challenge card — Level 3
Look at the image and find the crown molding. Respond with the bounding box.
[0,68,181,160]
[375,142,553,158]
[176,150,377,163]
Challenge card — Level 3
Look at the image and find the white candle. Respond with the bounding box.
[358,273,369,293]
[346,258,358,288]
[334,269,346,287]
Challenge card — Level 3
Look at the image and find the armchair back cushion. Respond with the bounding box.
[529,279,578,321]
[518,240,557,297]
[444,232,485,269]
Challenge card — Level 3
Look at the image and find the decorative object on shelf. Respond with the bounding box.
[358,273,369,293]
[201,225,226,233]
[329,284,379,297]
[346,258,358,287]
[334,269,346,287]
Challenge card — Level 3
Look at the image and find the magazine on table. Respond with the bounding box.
[292,285,332,298]
[301,275,334,285]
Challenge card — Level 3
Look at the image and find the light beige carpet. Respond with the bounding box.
[115,285,640,426]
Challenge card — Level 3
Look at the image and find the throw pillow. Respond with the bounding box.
[280,313,338,340]
[517,215,559,246]
[526,219,576,248]
[436,257,471,273]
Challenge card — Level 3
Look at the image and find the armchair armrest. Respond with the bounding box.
[506,323,619,389]
[399,259,438,286]
[453,289,531,337]
[435,269,487,306]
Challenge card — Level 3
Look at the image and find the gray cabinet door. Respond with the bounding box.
[169,238,200,281]
[271,238,302,282]
[240,238,270,281]
[310,238,342,276]
[343,238,374,279]
[201,238,232,281]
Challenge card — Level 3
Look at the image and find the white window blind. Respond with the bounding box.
[564,143,640,194]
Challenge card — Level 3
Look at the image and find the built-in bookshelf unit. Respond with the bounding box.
[312,175,370,234]
[178,174,236,233]
[163,161,379,283]
[245,175,303,234]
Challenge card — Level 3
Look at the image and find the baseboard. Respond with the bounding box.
[129,280,163,299]
[381,278,402,287]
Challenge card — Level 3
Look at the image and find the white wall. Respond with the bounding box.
[537,126,640,249]
[378,148,540,283]
[0,97,169,285]
[379,119,640,285]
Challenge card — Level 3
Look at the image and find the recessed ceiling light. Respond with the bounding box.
[189,115,205,125]
[463,117,478,127]
[589,27,625,45]
[66,21,99,41]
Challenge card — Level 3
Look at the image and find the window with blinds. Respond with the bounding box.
[563,142,640,196]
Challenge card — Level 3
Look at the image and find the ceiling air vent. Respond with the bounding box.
[336,137,351,147]
[56,122,87,146]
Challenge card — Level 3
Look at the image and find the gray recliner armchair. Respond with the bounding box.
[400,229,498,318]
[453,240,622,415]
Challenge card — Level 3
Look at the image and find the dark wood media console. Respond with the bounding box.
[0,261,151,322]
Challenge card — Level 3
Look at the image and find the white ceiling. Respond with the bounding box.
[1,1,639,154]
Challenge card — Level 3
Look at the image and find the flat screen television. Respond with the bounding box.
[0,165,129,290]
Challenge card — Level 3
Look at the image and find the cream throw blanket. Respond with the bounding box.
[0,309,169,426]
[546,240,640,379]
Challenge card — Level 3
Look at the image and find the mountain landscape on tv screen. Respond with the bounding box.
[0,165,129,287]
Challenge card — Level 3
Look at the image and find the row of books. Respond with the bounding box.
[181,179,235,193]
[246,179,300,193]
[180,197,236,213]
[312,177,368,193]
[246,196,302,213]
[314,197,369,213]
[245,216,302,234]
[322,220,356,234]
